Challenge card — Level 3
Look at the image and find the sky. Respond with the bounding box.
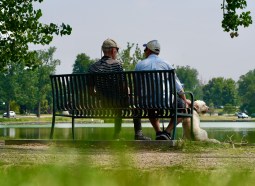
[31,0,255,82]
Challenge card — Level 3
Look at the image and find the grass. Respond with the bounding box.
[2,166,254,186]
[0,115,98,124]
[200,115,254,121]
[0,115,69,123]
[1,141,255,186]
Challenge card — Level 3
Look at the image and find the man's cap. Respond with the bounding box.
[143,40,160,54]
[102,38,120,49]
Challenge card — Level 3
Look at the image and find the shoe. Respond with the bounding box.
[155,131,171,140]
[135,134,151,140]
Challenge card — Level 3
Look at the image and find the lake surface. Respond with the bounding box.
[1,122,255,143]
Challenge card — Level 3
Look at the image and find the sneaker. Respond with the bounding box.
[135,134,151,140]
[155,131,171,140]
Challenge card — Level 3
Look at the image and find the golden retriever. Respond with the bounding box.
[182,100,220,143]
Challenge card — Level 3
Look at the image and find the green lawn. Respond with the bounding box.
[1,141,255,186]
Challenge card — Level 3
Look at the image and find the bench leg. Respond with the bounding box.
[190,116,195,140]
[113,117,122,139]
[171,115,177,140]
[50,114,55,139]
[72,117,75,140]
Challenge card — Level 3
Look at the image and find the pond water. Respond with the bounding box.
[1,122,255,143]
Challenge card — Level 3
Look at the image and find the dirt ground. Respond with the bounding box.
[1,140,255,172]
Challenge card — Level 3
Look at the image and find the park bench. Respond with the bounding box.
[50,70,194,140]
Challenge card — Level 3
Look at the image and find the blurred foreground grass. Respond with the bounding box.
[1,165,254,186]
[1,141,255,186]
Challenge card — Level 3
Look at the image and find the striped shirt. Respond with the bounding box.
[88,56,125,105]
[88,56,123,73]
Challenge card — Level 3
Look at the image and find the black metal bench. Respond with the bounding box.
[50,70,194,140]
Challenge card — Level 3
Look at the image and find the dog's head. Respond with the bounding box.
[194,100,209,114]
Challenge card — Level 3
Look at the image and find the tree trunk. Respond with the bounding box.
[6,101,10,118]
[37,101,41,118]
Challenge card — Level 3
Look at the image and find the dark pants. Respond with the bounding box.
[132,97,186,134]
[133,118,143,133]
[115,118,143,136]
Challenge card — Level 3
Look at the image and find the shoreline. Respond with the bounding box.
[0,118,254,125]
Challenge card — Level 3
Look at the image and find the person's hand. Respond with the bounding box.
[185,99,191,107]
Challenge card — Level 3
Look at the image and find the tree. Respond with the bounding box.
[14,47,60,117]
[176,65,203,99]
[72,53,94,73]
[221,0,253,38]
[0,0,72,71]
[34,47,60,117]
[14,63,38,114]
[223,103,238,114]
[222,78,239,106]
[203,77,238,108]
[0,0,71,117]
[237,69,255,113]
[0,64,21,117]
[119,43,143,71]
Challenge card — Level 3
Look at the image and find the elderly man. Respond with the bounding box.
[88,38,151,140]
[134,40,191,140]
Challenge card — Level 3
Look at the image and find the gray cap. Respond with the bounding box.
[102,38,120,49]
[143,40,160,54]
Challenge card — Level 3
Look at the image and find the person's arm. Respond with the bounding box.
[178,90,191,107]
[175,75,191,107]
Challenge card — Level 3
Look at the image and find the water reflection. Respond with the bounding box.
[0,122,255,143]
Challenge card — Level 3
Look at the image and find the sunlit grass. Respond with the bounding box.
[0,116,74,123]
[1,142,255,186]
[1,165,255,186]
[1,158,255,186]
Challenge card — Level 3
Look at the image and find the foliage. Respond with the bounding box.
[15,63,38,113]
[176,65,203,99]
[72,53,95,73]
[0,47,60,116]
[237,69,255,113]
[0,62,24,116]
[208,103,216,116]
[203,77,238,108]
[0,0,71,116]
[0,0,72,71]
[119,43,144,71]
[34,47,60,116]
[221,0,252,38]
[9,101,20,113]
[223,103,238,114]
